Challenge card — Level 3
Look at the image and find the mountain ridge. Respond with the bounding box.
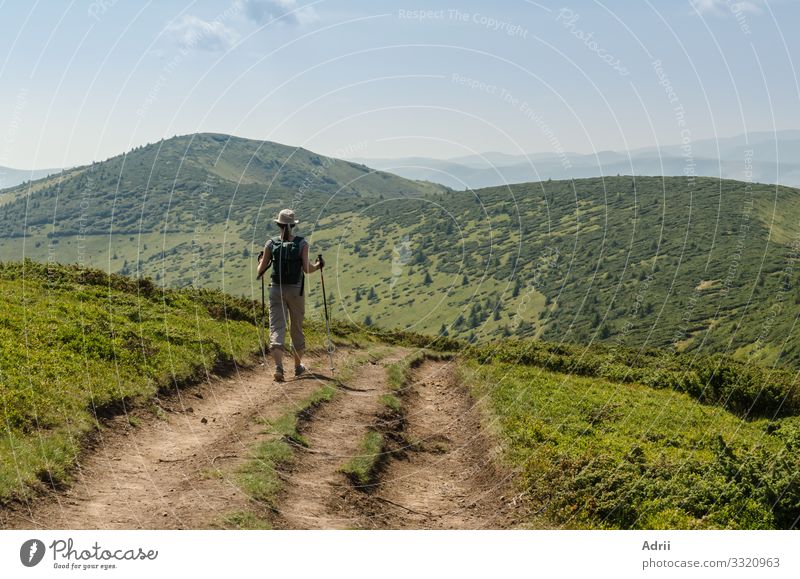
[2,133,800,368]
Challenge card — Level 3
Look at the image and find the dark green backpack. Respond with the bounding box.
[270,236,304,286]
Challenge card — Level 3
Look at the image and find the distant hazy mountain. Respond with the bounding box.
[351,130,800,189]
[0,165,61,190]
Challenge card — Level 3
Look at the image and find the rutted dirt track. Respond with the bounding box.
[351,360,518,529]
[273,349,408,529]
[1,348,519,530]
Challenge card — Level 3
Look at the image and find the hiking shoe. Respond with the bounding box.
[294,364,307,377]
[273,366,285,382]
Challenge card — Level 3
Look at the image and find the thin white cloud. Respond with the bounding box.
[166,15,238,52]
[691,0,762,16]
[239,0,319,26]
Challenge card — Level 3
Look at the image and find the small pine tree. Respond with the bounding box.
[517,320,534,335]
[462,274,468,286]
[355,288,362,302]
[423,272,433,285]
[364,315,373,326]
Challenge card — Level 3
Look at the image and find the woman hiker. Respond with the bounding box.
[256,209,324,382]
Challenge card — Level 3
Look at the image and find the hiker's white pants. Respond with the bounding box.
[269,284,305,354]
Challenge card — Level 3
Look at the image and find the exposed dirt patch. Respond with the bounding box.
[349,360,520,529]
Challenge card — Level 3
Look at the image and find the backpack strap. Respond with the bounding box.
[295,237,306,295]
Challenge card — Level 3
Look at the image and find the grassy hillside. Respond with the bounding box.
[3,134,800,369]
[462,355,800,529]
[317,175,800,369]
[459,338,800,528]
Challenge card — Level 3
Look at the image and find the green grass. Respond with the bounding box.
[260,385,337,448]
[339,430,385,486]
[463,359,800,529]
[235,437,294,507]
[379,394,402,413]
[467,338,800,419]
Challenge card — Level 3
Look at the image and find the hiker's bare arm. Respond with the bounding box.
[302,244,322,273]
[257,245,272,279]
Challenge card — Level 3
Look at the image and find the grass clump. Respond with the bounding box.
[379,394,402,413]
[339,430,385,486]
[261,385,337,447]
[236,438,294,507]
[387,350,428,391]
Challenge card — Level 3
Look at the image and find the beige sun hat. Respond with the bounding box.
[274,208,300,225]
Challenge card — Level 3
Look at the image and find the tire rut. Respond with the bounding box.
[352,359,519,529]
[274,349,408,529]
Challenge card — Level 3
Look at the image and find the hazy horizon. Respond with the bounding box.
[4,126,800,173]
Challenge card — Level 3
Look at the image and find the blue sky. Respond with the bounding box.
[1,0,798,168]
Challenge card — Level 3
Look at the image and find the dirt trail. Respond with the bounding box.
[351,360,518,529]
[274,349,407,529]
[1,351,346,530]
[1,348,519,530]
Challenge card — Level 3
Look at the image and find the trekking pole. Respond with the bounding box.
[318,254,335,374]
[261,274,266,350]
[257,250,269,359]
